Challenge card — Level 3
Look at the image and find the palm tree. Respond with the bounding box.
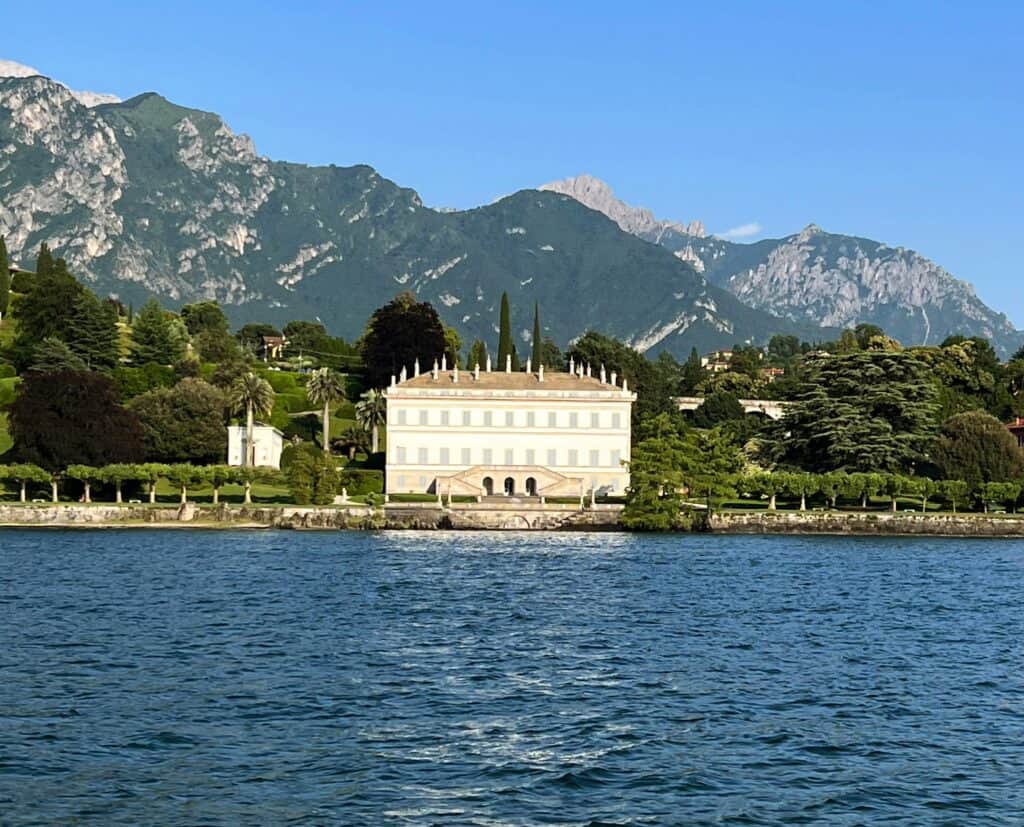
[339,425,370,460]
[306,367,347,454]
[355,389,386,454]
[229,372,275,466]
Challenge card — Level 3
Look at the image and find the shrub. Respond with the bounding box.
[10,271,33,293]
[286,443,339,505]
[0,363,16,379]
[338,469,383,496]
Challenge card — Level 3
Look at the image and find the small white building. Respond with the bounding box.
[227,425,285,469]
[385,357,635,498]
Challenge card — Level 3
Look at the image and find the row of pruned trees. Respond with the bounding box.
[741,471,1021,513]
[0,463,281,505]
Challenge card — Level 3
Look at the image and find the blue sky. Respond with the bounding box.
[5,1,1023,324]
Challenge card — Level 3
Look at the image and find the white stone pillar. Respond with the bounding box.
[505,354,512,373]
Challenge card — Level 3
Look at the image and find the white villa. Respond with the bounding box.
[227,424,285,469]
[384,356,635,499]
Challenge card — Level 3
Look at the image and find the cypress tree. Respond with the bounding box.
[467,339,488,371]
[36,243,55,278]
[531,302,542,368]
[0,236,9,319]
[497,292,513,369]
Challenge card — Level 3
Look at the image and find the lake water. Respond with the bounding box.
[2,530,1023,825]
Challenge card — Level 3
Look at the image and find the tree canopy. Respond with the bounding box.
[932,411,1024,492]
[360,292,446,388]
[7,371,144,470]
[128,378,228,464]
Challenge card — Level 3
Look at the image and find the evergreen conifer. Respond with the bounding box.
[531,302,542,368]
[0,235,9,318]
[497,292,513,369]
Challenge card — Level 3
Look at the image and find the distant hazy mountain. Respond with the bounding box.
[0,74,825,358]
[543,175,1024,355]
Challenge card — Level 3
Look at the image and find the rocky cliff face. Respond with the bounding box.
[540,174,705,239]
[544,177,1023,355]
[0,75,823,357]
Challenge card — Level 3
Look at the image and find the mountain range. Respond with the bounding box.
[1,64,1020,358]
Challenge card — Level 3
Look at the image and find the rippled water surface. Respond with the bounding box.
[2,530,1024,825]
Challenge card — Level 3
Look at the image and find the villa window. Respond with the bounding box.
[547,449,557,466]
[569,412,579,429]
[396,446,407,463]
[505,411,514,426]
[440,447,450,465]
[417,447,428,464]
[610,449,621,467]
[525,449,535,465]
[589,450,600,467]
[505,449,514,465]
[440,410,450,426]
[397,410,407,425]
[461,447,472,465]
[483,448,493,465]
[418,410,428,425]
[548,411,557,428]
[527,412,536,427]
[568,449,579,466]
[590,412,600,428]
[612,413,622,429]
[484,411,493,427]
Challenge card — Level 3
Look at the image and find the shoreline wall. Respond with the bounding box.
[709,511,1024,537]
[1,504,1024,536]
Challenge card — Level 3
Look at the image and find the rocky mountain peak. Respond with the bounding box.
[0,58,120,107]
[539,174,706,239]
[797,223,823,242]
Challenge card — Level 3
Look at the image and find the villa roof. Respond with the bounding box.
[392,369,629,393]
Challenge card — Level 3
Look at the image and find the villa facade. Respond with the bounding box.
[227,424,285,469]
[384,358,635,499]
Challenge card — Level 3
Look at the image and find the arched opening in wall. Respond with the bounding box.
[482,476,494,496]
[504,477,515,496]
[525,477,537,496]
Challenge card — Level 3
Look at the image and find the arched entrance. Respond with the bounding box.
[525,477,537,496]
[482,476,494,496]
[503,477,515,496]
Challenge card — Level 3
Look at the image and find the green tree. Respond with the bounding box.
[443,326,462,369]
[307,367,347,453]
[30,337,88,373]
[680,347,706,394]
[229,373,275,466]
[745,471,786,510]
[882,474,910,512]
[286,444,339,505]
[206,465,233,505]
[360,292,446,388]
[981,481,1021,513]
[128,378,228,464]
[818,471,849,509]
[35,242,55,278]
[909,477,939,512]
[181,301,229,336]
[355,388,386,454]
[785,472,819,511]
[844,472,886,510]
[165,464,203,504]
[467,339,489,371]
[65,290,119,370]
[622,413,689,530]
[682,426,742,504]
[932,411,1024,493]
[939,479,970,513]
[2,464,50,502]
[0,235,9,319]
[540,337,563,371]
[11,257,87,369]
[692,391,745,428]
[496,291,514,370]
[772,351,939,473]
[531,303,543,368]
[101,463,140,504]
[66,465,101,503]
[138,463,170,504]
[131,299,184,366]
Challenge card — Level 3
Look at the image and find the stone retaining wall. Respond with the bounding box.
[710,511,1024,537]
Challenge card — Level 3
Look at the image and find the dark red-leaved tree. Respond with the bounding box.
[8,371,145,470]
